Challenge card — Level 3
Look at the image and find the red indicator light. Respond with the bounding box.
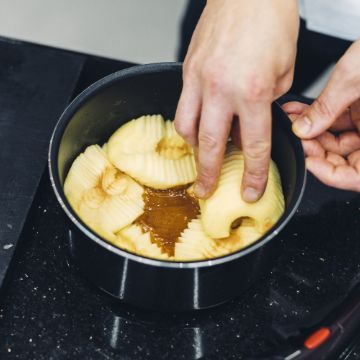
[304,327,331,350]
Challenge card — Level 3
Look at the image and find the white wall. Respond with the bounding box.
[0,0,188,63]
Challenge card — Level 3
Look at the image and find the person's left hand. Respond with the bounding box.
[283,100,360,191]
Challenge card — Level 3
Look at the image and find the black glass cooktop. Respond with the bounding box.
[0,38,360,360]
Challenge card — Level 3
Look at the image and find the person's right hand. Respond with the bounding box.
[174,0,299,202]
[283,99,360,192]
[286,39,360,192]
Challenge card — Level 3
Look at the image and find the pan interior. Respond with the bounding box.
[54,64,304,264]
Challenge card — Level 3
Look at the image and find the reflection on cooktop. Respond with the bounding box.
[104,314,205,359]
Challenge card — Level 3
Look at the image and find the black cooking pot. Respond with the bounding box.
[48,63,306,312]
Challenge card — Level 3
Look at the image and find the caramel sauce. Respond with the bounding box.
[136,186,200,256]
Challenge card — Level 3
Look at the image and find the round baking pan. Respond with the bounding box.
[48,63,306,311]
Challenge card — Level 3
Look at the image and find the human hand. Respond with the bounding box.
[174,0,299,201]
[283,100,360,191]
[287,39,360,191]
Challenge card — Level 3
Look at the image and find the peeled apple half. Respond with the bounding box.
[107,115,196,189]
[200,145,285,239]
[64,145,144,237]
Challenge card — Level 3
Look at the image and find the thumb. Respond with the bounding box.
[293,60,360,139]
[292,95,340,139]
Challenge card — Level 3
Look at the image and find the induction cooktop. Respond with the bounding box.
[0,37,360,360]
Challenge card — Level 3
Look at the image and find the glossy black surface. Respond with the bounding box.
[0,37,84,287]
[1,38,360,359]
[49,63,305,311]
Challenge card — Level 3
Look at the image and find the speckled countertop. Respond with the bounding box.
[1,39,360,359]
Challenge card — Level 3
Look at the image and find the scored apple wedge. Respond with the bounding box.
[200,145,285,239]
[64,144,145,237]
[116,224,170,260]
[175,218,224,261]
[175,217,263,261]
[107,114,196,189]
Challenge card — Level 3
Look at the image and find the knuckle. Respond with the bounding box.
[207,75,222,95]
[244,140,270,160]
[198,132,219,152]
[198,165,216,182]
[243,142,270,183]
[241,75,272,102]
[244,167,268,185]
[201,61,227,95]
[312,97,333,119]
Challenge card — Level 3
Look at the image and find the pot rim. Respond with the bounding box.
[48,62,307,269]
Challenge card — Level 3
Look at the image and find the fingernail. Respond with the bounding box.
[194,182,207,199]
[243,187,260,203]
[293,116,312,137]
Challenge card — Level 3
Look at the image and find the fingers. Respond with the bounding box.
[194,96,232,198]
[293,45,360,139]
[282,101,309,115]
[175,65,231,200]
[325,152,347,166]
[306,156,360,192]
[302,139,325,158]
[315,131,360,156]
[174,75,202,148]
[239,101,272,202]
